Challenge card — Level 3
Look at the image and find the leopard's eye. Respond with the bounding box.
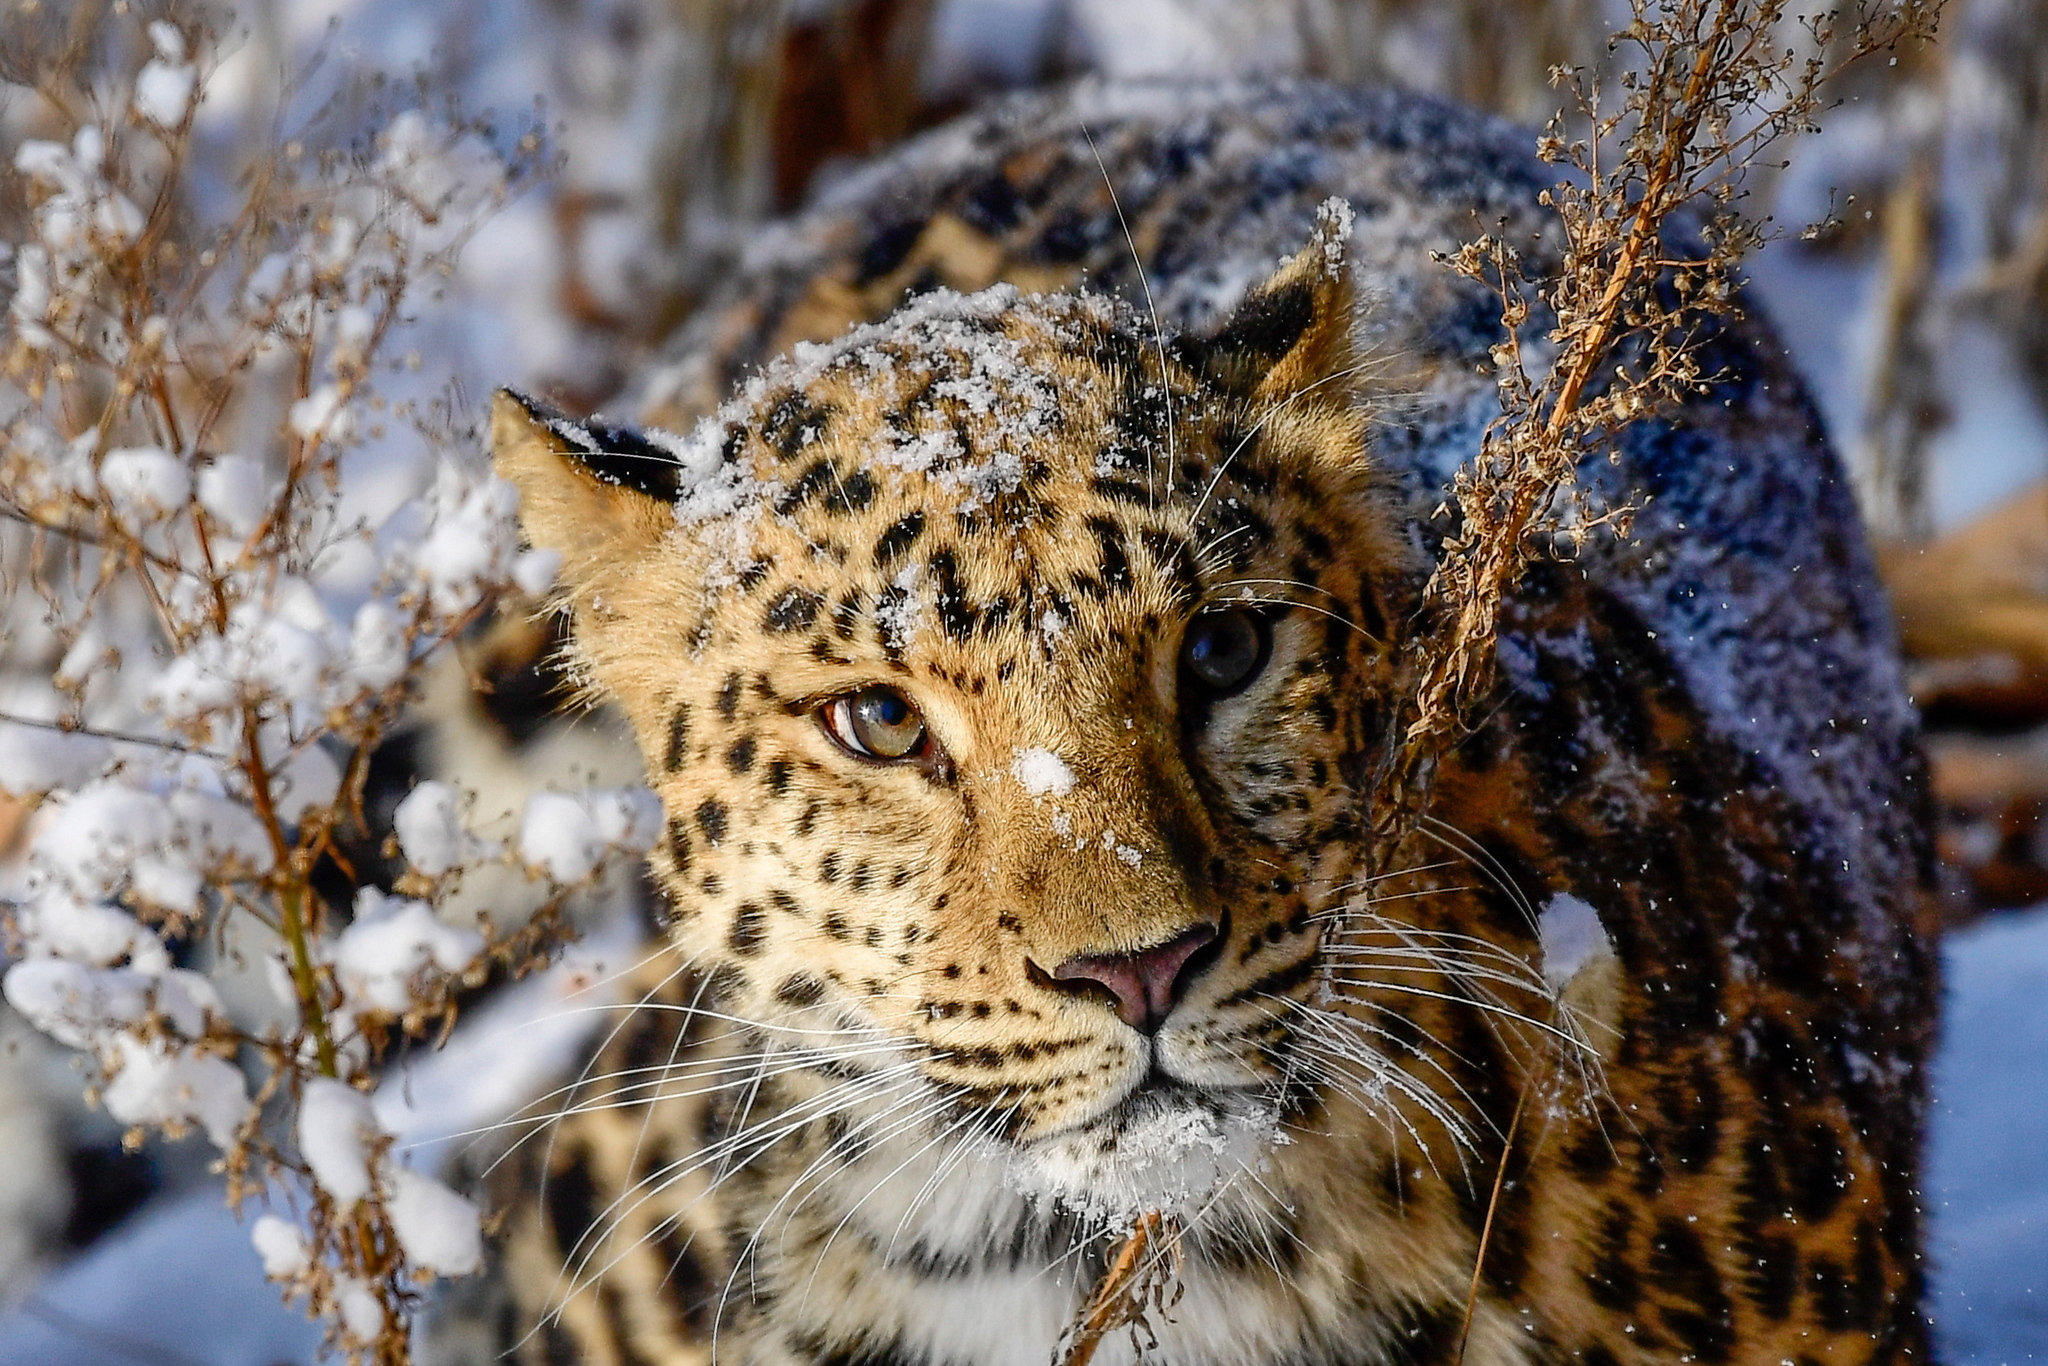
[822,686,928,761]
[1181,610,1270,698]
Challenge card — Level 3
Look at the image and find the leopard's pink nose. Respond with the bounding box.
[1049,922,1219,1034]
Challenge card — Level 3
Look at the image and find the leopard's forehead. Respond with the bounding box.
[648,285,1349,667]
[664,286,1201,537]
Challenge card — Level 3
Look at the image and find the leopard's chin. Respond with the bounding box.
[1004,1079,1282,1223]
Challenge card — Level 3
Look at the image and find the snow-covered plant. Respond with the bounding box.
[0,14,653,1363]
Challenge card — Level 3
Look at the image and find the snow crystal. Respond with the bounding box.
[1313,196,1355,277]
[519,791,601,883]
[169,789,275,876]
[145,20,186,62]
[196,456,273,537]
[1012,1088,1278,1223]
[250,1214,310,1279]
[653,286,1105,583]
[133,56,197,128]
[346,600,410,690]
[375,111,504,229]
[330,306,375,370]
[54,628,114,688]
[149,653,236,721]
[99,447,190,525]
[129,855,202,913]
[411,467,523,615]
[334,1275,385,1341]
[13,893,166,972]
[392,782,480,877]
[33,781,173,899]
[101,1036,246,1149]
[382,1165,482,1276]
[581,787,663,853]
[519,787,661,883]
[1538,893,1611,992]
[512,547,561,597]
[875,564,926,649]
[335,889,482,1013]
[644,417,730,481]
[2,960,214,1049]
[1011,747,1075,797]
[1100,831,1143,867]
[286,385,351,443]
[0,722,110,796]
[298,1077,379,1206]
[230,598,333,712]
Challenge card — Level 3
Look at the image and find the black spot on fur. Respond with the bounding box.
[855,219,926,284]
[775,973,826,1007]
[826,469,875,514]
[874,513,926,569]
[726,736,756,773]
[1082,517,1132,598]
[1380,1300,1463,1366]
[729,903,766,956]
[776,456,844,516]
[1140,528,1201,606]
[767,587,823,632]
[1744,1230,1800,1320]
[1585,1202,1640,1311]
[1091,476,1151,506]
[762,392,832,461]
[663,705,690,772]
[929,550,978,642]
[696,800,729,846]
[1648,1218,1736,1362]
[543,1149,599,1259]
[652,1226,715,1335]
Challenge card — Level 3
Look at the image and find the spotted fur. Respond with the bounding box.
[463,81,1937,1366]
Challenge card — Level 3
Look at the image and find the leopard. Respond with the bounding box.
[450,79,1941,1366]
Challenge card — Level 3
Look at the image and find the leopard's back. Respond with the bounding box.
[449,80,1937,1366]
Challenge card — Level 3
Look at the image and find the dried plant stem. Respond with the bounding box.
[1377,0,1942,852]
[1453,1074,1534,1366]
[1058,1211,1176,1366]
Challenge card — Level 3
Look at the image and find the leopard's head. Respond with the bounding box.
[496,217,1440,1220]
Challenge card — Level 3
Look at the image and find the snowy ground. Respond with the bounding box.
[1926,907,2048,1362]
[0,904,2038,1365]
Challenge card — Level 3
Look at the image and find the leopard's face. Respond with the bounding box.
[499,231,1420,1217]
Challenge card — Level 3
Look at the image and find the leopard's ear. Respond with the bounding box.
[1179,198,1359,414]
[491,390,680,589]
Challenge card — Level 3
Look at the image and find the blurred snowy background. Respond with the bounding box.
[0,0,2045,1361]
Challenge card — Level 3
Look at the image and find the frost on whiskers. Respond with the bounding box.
[1008,1088,1283,1226]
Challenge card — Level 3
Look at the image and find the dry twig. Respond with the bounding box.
[1056,1212,1183,1366]
[1377,0,1943,848]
